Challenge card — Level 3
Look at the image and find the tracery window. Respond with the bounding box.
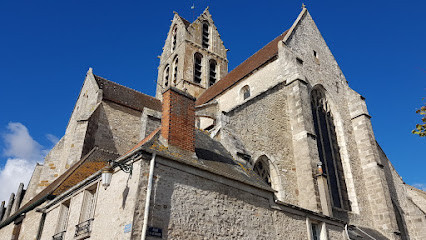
[209,59,217,87]
[311,88,350,210]
[202,22,209,48]
[241,85,250,100]
[163,65,170,87]
[253,156,271,186]
[172,57,178,85]
[193,53,203,84]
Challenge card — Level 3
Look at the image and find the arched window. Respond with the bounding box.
[163,65,170,87]
[209,59,217,87]
[171,26,177,52]
[172,57,178,85]
[311,88,350,210]
[241,85,250,100]
[193,53,203,84]
[202,22,209,49]
[253,156,271,186]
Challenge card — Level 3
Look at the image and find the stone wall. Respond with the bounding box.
[145,156,345,239]
[221,82,296,204]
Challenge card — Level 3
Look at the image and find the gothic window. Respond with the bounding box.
[241,85,250,100]
[311,88,350,210]
[163,65,170,87]
[194,53,203,84]
[209,59,217,87]
[172,57,178,85]
[253,156,271,186]
[171,26,177,52]
[202,22,209,48]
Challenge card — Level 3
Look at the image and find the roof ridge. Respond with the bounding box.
[93,74,156,99]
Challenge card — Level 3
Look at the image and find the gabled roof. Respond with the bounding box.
[177,15,191,28]
[196,30,288,105]
[94,75,161,112]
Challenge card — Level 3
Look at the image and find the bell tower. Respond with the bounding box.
[156,7,228,100]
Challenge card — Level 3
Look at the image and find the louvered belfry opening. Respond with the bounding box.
[209,60,217,87]
[172,58,178,85]
[164,65,169,87]
[172,26,177,51]
[194,53,202,84]
[311,88,351,211]
[202,22,209,48]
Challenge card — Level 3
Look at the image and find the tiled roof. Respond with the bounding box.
[94,75,161,112]
[1,147,118,227]
[196,30,289,105]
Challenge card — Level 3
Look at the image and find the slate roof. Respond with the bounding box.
[347,225,390,240]
[136,129,274,192]
[94,74,162,112]
[196,30,289,105]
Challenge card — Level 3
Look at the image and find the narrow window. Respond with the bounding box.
[253,156,271,186]
[296,57,304,65]
[311,88,350,210]
[163,65,169,87]
[202,22,209,48]
[54,200,70,239]
[193,53,203,84]
[209,59,217,87]
[172,57,178,85]
[241,85,250,100]
[76,185,97,238]
[313,50,318,59]
[171,26,177,52]
[311,223,320,240]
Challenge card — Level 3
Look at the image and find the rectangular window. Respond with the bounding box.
[75,184,97,238]
[54,200,70,239]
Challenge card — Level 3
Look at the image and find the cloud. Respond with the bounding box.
[412,183,426,191]
[46,134,59,146]
[0,122,58,205]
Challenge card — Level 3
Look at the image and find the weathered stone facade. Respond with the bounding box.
[0,6,425,240]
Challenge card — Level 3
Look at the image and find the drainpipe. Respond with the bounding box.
[141,153,156,240]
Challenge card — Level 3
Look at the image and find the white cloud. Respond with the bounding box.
[0,122,59,205]
[46,134,59,146]
[412,183,426,191]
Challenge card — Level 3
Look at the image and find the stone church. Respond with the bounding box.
[0,6,425,240]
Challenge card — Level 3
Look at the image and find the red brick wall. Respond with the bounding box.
[161,88,195,152]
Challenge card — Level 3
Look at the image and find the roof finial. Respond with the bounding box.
[302,3,306,9]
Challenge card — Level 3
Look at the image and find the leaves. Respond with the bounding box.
[413,101,426,137]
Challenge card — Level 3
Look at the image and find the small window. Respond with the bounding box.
[193,53,203,84]
[311,223,320,240]
[171,26,177,52]
[313,50,318,59]
[163,65,170,87]
[172,58,178,85]
[296,57,304,65]
[209,59,217,87]
[241,85,250,100]
[202,22,209,48]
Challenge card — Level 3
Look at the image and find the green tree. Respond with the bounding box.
[412,102,426,137]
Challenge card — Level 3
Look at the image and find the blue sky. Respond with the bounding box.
[0,0,425,203]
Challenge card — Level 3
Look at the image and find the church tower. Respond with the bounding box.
[156,8,228,100]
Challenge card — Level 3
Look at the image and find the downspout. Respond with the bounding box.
[141,153,156,240]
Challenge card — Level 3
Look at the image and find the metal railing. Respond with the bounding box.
[52,231,65,240]
[74,218,94,238]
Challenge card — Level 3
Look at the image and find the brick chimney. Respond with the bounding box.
[161,87,196,152]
